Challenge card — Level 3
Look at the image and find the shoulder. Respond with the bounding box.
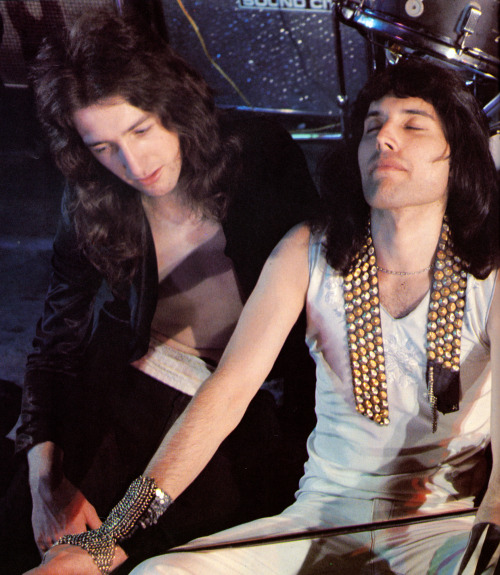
[468,269,498,311]
[282,221,312,246]
[269,223,311,264]
[255,223,311,302]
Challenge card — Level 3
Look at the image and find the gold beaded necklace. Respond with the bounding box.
[343,217,467,431]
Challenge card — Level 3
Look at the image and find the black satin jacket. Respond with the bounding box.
[16,117,319,453]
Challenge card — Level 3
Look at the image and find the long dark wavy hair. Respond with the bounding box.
[31,8,241,291]
[319,57,499,279]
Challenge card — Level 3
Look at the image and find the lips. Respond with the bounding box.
[370,157,407,175]
[136,167,162,186]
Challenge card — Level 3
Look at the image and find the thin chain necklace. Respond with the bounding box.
[376,264,432,276]
[342,217,467,431]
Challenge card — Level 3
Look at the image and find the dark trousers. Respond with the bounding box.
[1,367,292,574]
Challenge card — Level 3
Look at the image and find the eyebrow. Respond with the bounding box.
[365,108,437,121]
[84,114,151,148]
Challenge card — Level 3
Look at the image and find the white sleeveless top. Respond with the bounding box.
[299,231,497,511]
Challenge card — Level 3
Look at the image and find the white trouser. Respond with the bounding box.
[130,494,484,574]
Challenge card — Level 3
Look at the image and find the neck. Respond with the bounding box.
[370,208,445,274]
[141,192,199,228]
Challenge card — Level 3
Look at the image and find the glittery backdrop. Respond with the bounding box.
[161,0,369,119]
[1,1,496,118]
[0,1,113,87]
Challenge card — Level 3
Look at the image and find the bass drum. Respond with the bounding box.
[335,0,499,79]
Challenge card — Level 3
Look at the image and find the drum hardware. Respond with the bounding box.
[404,1,425,19]
[486,93,500,169]
[332,3,350,139]
[484,92,500,122]
[457,5,483,53]
[333,0,499,80]
[339,0,367,23]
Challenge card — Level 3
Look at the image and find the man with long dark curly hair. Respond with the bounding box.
[2,8,319,574]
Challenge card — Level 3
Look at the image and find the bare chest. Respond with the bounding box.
[378,274,431,319]
[151,222,244,360]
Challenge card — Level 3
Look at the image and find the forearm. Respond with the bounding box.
[16,369,59,453]
[145,225,310,500]
[458,280,500,572]
[145,371,252,500]
[28,441,65,493]
[17,215,102,453]
[479,277,500,526]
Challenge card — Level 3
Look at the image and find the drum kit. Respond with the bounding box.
[332,0,499,160]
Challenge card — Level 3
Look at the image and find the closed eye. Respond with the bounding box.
[91,144,109,154]
[404,119,427,130]
[364,124,381,135]
[134,124,152,136]
[403,111,435,131]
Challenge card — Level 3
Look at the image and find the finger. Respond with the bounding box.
[36,536,53,555]
[85,504,103,531]
[42,542,72,564]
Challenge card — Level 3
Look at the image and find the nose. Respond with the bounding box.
[118,142,143,178]
[376,122,398,152]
